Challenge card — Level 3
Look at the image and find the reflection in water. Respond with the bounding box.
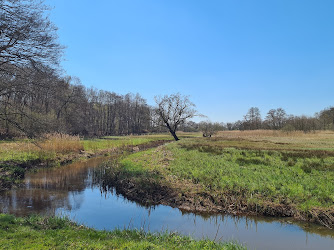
[0,157,109,216]
[0,156,333,250]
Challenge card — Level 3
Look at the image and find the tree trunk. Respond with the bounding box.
[166,123,179,141]
[170,129,179,141]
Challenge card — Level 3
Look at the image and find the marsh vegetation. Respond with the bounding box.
[103,130,334,228]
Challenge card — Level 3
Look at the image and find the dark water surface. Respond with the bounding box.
[1,157,333,250]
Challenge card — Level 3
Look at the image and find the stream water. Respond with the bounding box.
[0,156,333,250]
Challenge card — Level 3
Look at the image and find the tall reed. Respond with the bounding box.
[37,133,84,154]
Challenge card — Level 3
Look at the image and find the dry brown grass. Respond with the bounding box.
[214,130,334,150]
[37,133,84,154]
[216,129,323,138]
[0,133,84,162]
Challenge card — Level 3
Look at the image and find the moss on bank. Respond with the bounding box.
[0,214,244,249]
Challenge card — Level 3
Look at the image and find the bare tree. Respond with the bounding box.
[0,0,62,71]
[243,107,261,130]
[265,108,287,129]
[199,121,222,137]
[0,0,63,137]
[154,93,197,141]
[318,107,334,130]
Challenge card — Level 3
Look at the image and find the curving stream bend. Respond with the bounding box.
[0,156,333,250]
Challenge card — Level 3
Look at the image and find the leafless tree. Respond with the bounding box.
[199,121,222,137]
[318,107,334,130]
[265,108,287,129]
[0,0,62,71]
[0,0,63,137]
[154,93,197,141]
[243,107,262,130]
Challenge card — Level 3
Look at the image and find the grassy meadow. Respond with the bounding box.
[0,214,243,249]
[113,130,334,227]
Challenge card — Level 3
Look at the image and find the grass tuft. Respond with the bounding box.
[0,214,244,249]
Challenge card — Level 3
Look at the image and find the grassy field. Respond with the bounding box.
[0,214,243,249]
[111,130,334,228]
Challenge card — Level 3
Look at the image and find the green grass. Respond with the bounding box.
[119,137,334,222]
[174,143,334,210]
[0,143,41,163]
[0,214,244,249]
[83,135,171,152]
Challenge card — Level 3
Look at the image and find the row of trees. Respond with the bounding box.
[0,69,154,138]
[224,107,334,133]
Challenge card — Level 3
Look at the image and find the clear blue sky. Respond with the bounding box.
[46,0,334,122]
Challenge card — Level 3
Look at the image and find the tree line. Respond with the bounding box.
[223,106,334,133]
[0,0,154,138]
[0,68,154,138]
[1,0,334,139]
[185,106,334,135]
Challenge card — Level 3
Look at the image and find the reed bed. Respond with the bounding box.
[0,133,84,162]
[37,133,84,154]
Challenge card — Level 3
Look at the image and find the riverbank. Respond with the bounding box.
[0,134,172,191]
[0,214,244,249]
[102,131,334,228]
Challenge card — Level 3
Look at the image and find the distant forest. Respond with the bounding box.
[203,106,334,133]
[1,0,334,139]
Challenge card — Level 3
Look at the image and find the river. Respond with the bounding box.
[0,156,333,250]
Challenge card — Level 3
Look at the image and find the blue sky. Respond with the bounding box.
[46,0,334,122]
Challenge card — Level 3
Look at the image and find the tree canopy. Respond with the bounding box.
[154,93,197,141]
